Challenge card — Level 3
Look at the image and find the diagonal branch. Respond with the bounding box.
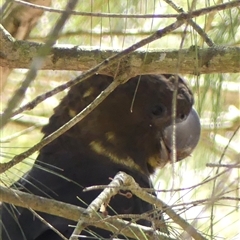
[163,0,214,47]
[12,0,240,19]
[119,172,208,240]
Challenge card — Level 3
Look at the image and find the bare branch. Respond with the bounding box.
[70,169,126,239]
[1,36,239,74]
[163,0,214,47]
[11,0,177,18]
[206,163,240,168]
[29,209,68,240]
[209,125,240,238]
[0,184,175,240]
[0,126,37,143]
[10,113,48,127]
[1,171,237,239]
[120,172,208,240]
[29,29,187,39]
[13,0,240,19]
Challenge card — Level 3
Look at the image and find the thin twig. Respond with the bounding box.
[11,113,49,127]
[168,196,240,208]
[84,158,239,194]
[13,0,178,18]
[29,29,187,40]
[209,125,240,238]
[29,209,68,240]
[0,126,37,143]
[206,163,240,168]
[119,172,208,240]
[70,168,125,239]
[200,0,222,46]
[164,0,215,47]
[13,0,240,19]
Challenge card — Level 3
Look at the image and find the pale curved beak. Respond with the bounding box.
[163,108,201,161]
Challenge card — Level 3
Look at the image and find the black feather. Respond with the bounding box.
[1,74,195,239]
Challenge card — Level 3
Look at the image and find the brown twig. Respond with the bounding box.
[0,126,37,143]
[13,0,178,18]
[29,29,187,40]
[163,0,215,47]
[84,157,239,194]
[209,125,240,238]
[119,172,208,240]
[13,0,240,19]
[70,168,126,239]
[29,209,68,240]
[10,113,49,127]
[206,163,240,168]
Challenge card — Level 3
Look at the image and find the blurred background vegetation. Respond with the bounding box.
[1,0,239,239]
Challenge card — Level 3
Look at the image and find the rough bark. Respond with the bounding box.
[0,36,239,75]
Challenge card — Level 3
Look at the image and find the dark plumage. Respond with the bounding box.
[1,74,200,239]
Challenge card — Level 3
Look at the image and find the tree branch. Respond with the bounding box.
[0,32,239,74]
[163,0,214,47]
[12,0,240,19]
[0,181,175,240]
[119,172,207,240]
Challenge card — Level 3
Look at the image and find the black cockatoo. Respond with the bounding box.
[1,74,201,239]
